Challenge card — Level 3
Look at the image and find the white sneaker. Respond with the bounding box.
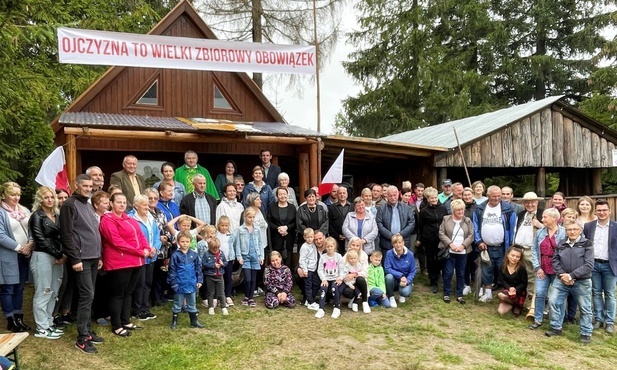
[352,303,358,312]
[307,302,320,311]
[34,328,62,340]
[389,296,398,308]
[348,299,354,309]
[362,301,371,314]
[479,294,493,303]
[201,299,209,307]
[315,309,325,318]
[304,300,309,307]
[212,299,218,308]
[463,285,472,296]
[331,307,341,319]
[221,308,229,316]
[226,297,234,307]
[399,296,406,304]
[208,307,215,315]
[479,287,484,297]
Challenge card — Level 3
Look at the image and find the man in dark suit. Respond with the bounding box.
[376,186,415,251]
[180,174,217,226]
[260,149,281,190]
[583,199,617,334]
[109,155,145,209]
[328,185,351,254]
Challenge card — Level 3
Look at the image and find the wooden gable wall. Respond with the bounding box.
[74,14,278,122]
[434,107,616,168]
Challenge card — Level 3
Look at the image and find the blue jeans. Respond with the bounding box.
[481,245,504,286]
[0,254,29,317]
[172,292,197,313]
[385,274,413,298]
[443,253,466,297]
[592,261,617,325]
[533,273,555,324]
[368,288,391,307]
[548,279,593,335]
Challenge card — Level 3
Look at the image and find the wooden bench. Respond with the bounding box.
[0,333,28,370]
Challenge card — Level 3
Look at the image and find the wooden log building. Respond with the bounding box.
[382,96,617,197]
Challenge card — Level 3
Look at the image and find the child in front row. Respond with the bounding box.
[202,237,229,316]
[340,250,364,312]
[231,208,264,308]
[216,216,235,307]
[315,237,344,319]
[168,231,204,329]
[367,251,391,308]
[298,228,321,310]
[197,225,217,307]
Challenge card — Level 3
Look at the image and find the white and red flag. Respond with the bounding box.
[35,147,70,193]
[318,149,344,196]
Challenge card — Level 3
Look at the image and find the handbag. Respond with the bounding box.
[439,222,462,261]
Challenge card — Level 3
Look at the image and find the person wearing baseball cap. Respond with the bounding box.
[438,179,453,204]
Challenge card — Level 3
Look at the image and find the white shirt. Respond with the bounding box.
[450,220,466,255]
[514,212,536,246]
[593,222,610,260]
[481,203,505,246]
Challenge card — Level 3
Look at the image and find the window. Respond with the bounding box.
[137,80,158,105]
[213,85,232,109]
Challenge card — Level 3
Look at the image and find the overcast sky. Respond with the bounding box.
[261,3,361,134]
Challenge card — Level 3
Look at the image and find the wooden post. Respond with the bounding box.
[592,168,603,195]
[65,135,77,188]
[536,167,546,197]
[309,143,318,187]
[438,168,447,187]
[299,152,309,202]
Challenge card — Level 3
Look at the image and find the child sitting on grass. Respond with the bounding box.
[315,237,344,319]
[231,207,264,308]
[168,231,204,329]
[264,251,296,309]
[496,245,528,317]
[202,237,229,316]
[367,251,390,308]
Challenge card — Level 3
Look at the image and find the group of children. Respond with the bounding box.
[168,204,531,327]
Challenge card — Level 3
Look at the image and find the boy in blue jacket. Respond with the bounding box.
[168,231,204,329]
[384,234,417,308]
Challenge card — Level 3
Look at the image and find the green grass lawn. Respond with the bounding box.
[9,275,617,370]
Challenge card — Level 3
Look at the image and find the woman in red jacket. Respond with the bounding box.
[99,193,154,337]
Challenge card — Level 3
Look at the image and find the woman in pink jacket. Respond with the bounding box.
[99,193,154,337]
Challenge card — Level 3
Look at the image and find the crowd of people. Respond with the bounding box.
[0,150,615,358]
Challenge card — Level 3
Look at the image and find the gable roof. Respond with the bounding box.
[381,96,565,149]
[51,0,285,133]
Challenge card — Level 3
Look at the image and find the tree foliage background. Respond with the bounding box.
[336,0,617,138]
[0,0,177,201]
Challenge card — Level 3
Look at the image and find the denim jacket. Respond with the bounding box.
[230,224,264,261]
[531,226,566,271]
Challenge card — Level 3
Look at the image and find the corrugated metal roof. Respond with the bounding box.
[381,95,564,149]
[58,112,325,137]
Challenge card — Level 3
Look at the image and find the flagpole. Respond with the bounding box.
[313,0,321,133]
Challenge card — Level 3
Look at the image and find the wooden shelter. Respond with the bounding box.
[50,0,323,198]
[382,96,617,196]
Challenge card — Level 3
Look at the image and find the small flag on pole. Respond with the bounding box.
[35,147,70,193]
[318,149,344,196]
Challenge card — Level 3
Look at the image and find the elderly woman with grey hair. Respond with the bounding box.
[528,207,566,329]
[438,199,474,304]
[273,172,298,209]
[342,197,379,255]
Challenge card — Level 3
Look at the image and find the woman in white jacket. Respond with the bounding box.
[342,197,379,255]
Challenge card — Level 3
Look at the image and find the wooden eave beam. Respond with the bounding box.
[63,127,318,144]
[324,142,435,158]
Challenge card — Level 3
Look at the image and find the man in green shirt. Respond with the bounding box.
[174,150,219,200]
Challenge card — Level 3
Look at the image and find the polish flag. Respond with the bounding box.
[318,149,344,196]
[35,147,71,193]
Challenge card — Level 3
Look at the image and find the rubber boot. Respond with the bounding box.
[14,314,31,331]
[6,317,23,333]
[189,312,204,328]
[170,313,178,330]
